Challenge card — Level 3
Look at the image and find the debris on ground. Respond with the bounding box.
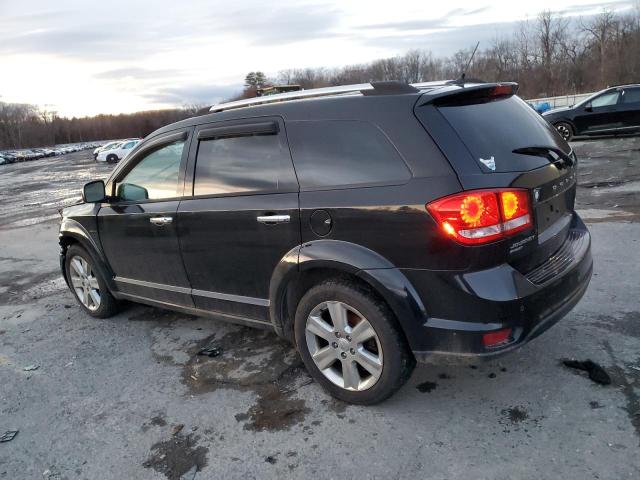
[416,381,437,393]
[23,364,39,371]
[0,430,18,442]
[197,342,222,358]
[563,359,612,385]
[171,424,184,436]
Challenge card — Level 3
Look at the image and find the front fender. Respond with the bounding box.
[269,240,428,347]
[59,216,115,290]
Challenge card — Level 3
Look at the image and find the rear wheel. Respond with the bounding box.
[555,122,573,142]
[294,279,415,404]
[65,245,119,318]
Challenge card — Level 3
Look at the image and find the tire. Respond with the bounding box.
[294,278,415,404]
[64,244,119,318]
[555,122,573,142]
[106,154,118,163]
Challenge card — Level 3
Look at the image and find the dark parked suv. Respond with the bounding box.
[543,84,640,141]
[59,81,593,404]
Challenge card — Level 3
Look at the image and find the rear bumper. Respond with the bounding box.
[403,214,593,363]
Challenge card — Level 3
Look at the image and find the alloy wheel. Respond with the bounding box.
[556,124,571,141]
[69,255,101,311]
[305,301,383,391]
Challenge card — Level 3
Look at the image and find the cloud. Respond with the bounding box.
[93,67,185,81]
[557,0,634,15]
[358,7,491,31]
[142,84,243,106]
[212,3,343,45]
[360,20,519,56]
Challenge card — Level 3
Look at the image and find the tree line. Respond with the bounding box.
[0,104,199,150]
[2,8,639,150]
[238,8,640,100]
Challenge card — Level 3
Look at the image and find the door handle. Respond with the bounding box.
[150,216,173,226]
[256,214,290,225]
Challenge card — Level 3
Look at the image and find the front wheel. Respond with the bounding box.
[65,245,119,318]
[294,279,415,404]
[555,122,574,142]
[106,154,118,163]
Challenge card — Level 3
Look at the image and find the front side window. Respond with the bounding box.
[590,91,619,108]
[194,134,282,196]
[117,140,185,201]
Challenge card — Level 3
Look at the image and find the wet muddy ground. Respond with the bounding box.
[1,139,639,479]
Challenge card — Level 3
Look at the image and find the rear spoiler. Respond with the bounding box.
[418,82,519,107]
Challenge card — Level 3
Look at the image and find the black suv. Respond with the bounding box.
[543,84,640,141]
[59,81,593,404]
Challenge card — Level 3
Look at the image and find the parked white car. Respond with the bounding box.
[93,141,123,160]
[96,139,140,163]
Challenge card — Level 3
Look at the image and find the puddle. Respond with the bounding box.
[184,328,312,431]
[143,433,208,480]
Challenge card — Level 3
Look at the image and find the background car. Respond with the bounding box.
[95,139,141,163]
[94,141,123,160]
[543,84,640,141]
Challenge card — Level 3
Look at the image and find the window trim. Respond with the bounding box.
[197,121,278,140]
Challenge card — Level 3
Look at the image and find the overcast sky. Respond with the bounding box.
[0,0,635,117]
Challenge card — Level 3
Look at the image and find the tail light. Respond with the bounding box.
[427,189,532,245]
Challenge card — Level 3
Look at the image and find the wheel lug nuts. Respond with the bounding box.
[332,342,338,348]
[346,335,352,342]
[335,332,340,338]
[350,348,355,355]
[340,352,347,359]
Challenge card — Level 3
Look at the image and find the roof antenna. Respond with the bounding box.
[454,41,480,86]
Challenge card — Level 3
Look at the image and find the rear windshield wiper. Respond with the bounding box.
[512,146,575,169]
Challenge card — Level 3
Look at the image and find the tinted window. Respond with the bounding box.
[122,141,136,149]
[623,88,640,104]
[194,134,281,196]
[436,96,567,173]
[287,120,410,190]
[591,91,619,108]
[117,140,185,201]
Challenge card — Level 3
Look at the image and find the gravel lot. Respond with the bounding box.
[1,138,639,479]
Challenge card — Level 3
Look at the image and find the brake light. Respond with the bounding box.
[427,189,532,245]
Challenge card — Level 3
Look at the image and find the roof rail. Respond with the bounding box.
[209,80,450,113]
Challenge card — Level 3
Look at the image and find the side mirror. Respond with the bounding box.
[584,104,593,112]
[83,180,106,203]
[117,183,149,201]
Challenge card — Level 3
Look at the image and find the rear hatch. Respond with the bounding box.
[414,83,578,270]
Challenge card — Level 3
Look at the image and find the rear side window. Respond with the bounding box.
[194,134,282,196]
[287,120,411,190]
[623,88,640,104]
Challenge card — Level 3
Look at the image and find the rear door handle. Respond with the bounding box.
[150,216,173,226]
[257,214,290,225]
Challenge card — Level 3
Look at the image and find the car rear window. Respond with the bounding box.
[435,96,569,173]
[287,120,411,190]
